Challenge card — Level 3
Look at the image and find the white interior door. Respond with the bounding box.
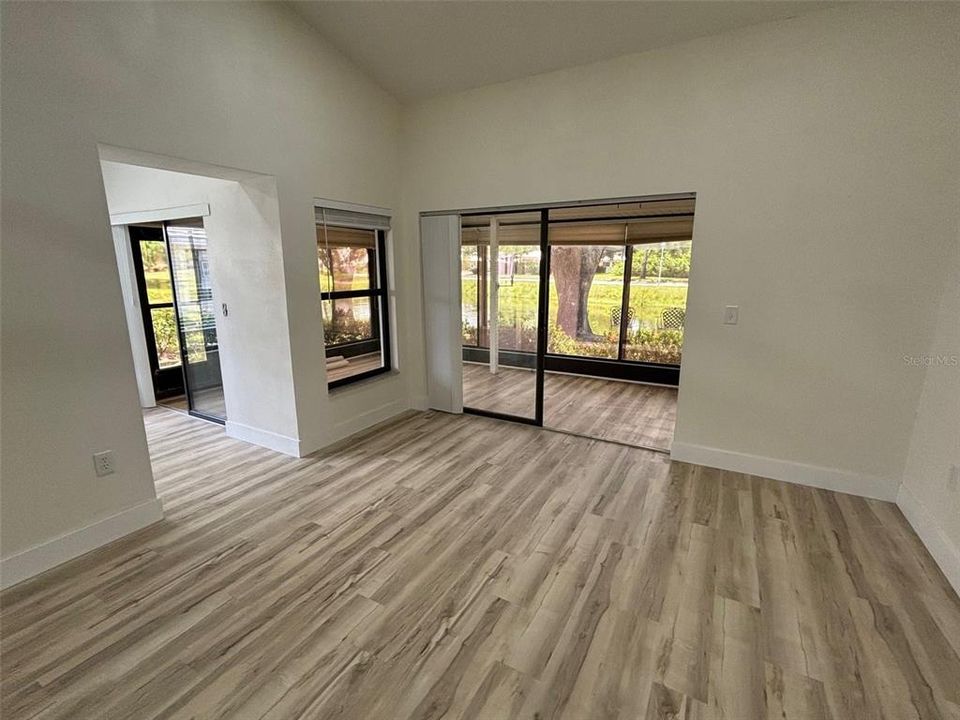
[420,214,463,413]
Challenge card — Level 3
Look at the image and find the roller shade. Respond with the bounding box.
[461,223,539,246]
[314,205,391,231]
[551,218,693,245]
[460,217,693,246]
[314,225,376,248]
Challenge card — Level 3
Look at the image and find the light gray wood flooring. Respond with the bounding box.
[2,408,958,719]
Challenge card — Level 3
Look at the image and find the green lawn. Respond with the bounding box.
[462,275,687,336]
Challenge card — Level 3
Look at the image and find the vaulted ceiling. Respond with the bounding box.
[290,1,836,102]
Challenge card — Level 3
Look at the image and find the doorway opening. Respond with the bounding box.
[128,218,225,423]
[99,146,304,459]
[459,195,694,451]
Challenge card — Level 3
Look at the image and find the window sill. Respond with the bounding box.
[327,366,395,392]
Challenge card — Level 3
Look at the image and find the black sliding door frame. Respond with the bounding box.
[534,208,550,426]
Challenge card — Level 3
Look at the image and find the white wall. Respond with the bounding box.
[400,3,960,500]
[899,250,960,592]
[1,2,407,577]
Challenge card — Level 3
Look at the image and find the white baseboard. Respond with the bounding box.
[0,498,165,590]
[332,400,406,442]
[297,399,414,456]
[225,420,301,457]
[896,485,960,596]
[670,442,900,501]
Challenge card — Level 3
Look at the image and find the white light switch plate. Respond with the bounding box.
[723,305,739,325]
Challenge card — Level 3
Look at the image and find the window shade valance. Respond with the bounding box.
[314,225,376,248]
[460,217,693,246]
[314,204,391,231]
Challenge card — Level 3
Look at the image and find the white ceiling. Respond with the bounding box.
[290,1,836,102]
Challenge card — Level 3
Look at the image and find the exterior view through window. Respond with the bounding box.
[460,196,693,450]
[461,199,692,368]
[137,237,182,369]
[316,205,391,388]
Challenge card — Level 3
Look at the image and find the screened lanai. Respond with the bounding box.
[459,196,694,450]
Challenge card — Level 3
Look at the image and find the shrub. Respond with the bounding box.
[545,324,683,364]
[547,324,618,358]
[323,308,372,345]
[498,325,538,353]
[152,309,181,365]
[623,327,682,364]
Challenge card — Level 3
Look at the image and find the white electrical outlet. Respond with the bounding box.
[949,464,960,493]
[93,450,115,477]
[723,305,739,325]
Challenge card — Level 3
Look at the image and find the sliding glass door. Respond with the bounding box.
[166,219,226,422]
[459,196,694,436]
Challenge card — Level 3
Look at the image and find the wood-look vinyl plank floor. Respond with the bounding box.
[462,363,538,418]
[543,372,677,450]
[157,387,226,419]
[2,408,959,719]
[463,363,677,450]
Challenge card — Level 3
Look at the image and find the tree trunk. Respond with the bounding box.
[576,249,602,338]
[551,247,603,340]
[552,247,579,337]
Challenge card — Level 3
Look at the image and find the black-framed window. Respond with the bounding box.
[316,216,392,389]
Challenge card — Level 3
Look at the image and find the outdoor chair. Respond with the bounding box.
[660,307,685,329]
[610,306,635,328]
